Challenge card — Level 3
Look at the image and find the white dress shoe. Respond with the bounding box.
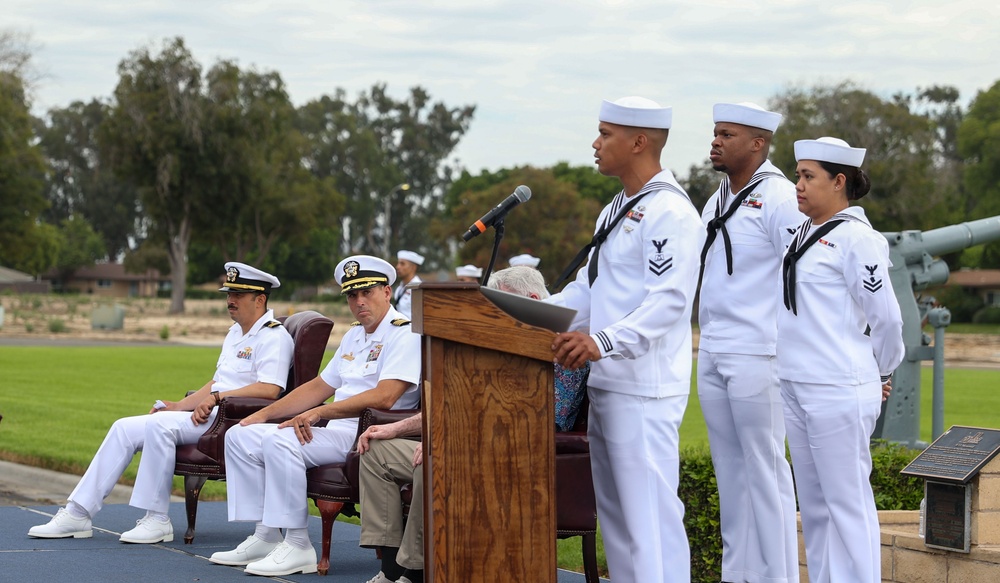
[397,576,414,583]
[365,572,394,583]
[27,508,93,539]
[119,515,173,544]
[209,535,280,566]
[244,541,317,576]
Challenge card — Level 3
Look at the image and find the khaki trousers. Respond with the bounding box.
[359,438,423,570]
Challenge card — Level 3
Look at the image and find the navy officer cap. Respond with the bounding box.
[336,255,397,294]
[219,262,280,294]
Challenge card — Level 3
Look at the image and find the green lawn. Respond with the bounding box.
[7,345,991,470]
[2,344,998,576]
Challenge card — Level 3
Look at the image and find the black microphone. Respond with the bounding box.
[462,185,532,241]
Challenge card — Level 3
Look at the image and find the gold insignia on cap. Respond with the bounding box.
[345,261,360,278]
[226,267,239,283]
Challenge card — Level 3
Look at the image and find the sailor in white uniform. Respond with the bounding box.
[778,137,904,583]
[212,255,421,577]
[548,96,704,583]
[27,262,293,545]
[697,103,804,583]
[454,264,482,282]
[393,250,424,318]
[508,253,540,268]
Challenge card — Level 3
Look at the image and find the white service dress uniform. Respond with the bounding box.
[777,207,904,583]
[547,169,704,583]
[698,159,803,583]
[67,309,294,517]
[224,305,421,531]
[392,274,421,319]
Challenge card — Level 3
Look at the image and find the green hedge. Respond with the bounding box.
[679,440,923,582]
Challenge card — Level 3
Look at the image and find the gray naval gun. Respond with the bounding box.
[873,215,1000,447]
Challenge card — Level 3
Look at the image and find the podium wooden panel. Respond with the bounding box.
[411,282,556,583]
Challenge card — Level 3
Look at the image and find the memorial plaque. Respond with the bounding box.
[901,425,1000,484]
[923,480,971,552]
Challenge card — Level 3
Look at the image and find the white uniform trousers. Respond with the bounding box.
[358,438,424,570]
[68,410,217,517]
[588,387,689,583]
[780,379,882,583]
[697,351,798,583]
[224,422,356,530]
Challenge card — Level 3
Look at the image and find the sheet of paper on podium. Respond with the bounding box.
[479,287,577,333]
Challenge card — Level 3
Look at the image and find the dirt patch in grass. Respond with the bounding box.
[0,295,353,348]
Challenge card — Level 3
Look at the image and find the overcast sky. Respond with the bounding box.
[9,0,1000,180]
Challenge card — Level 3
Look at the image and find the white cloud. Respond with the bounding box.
[9,0,1000,180]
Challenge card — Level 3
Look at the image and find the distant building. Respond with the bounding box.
[944,269,1000,307]
[43,263,171,298]
[0,266,49,293]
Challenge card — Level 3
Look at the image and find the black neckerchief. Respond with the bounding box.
[782,218,847,315]
[552,181,688,290]
[697,174,775,290]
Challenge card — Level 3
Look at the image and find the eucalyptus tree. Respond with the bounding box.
[102,37,205,313]
[768,82,953,232]
[196,60,342,268]
[297,83,474,266]
[0,69,51,273]
[37,98,139,259]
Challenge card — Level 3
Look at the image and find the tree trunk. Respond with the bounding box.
[167,216,192,314]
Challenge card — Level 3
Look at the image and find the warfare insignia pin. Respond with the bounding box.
[342,352,355,361]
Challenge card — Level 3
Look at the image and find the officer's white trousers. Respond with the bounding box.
[224,422,355,529]
[68,410,216,517]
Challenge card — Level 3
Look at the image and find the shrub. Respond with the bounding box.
[159,325,170,341]
[972,306,1000,324]
[930,285,984,323]
[870,440,924,510]
[679,446,722,582]
[48,319,67,333]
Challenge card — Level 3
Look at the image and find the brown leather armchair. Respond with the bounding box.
[173,309,333,544]
[554,394,599,583]
[306,397,599,583]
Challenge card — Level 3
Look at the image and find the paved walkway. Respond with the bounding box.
[0,460,599,582]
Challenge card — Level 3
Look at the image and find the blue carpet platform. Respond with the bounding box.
[2,502,599,582]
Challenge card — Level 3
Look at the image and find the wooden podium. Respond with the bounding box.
[411,282,557,583]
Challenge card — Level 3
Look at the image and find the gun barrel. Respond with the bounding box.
[886,216,1000,263]
[921,216,1000,257]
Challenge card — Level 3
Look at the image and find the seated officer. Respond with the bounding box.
[356,265,587,583]
[209,255,421,577]
[28,263,293,544]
